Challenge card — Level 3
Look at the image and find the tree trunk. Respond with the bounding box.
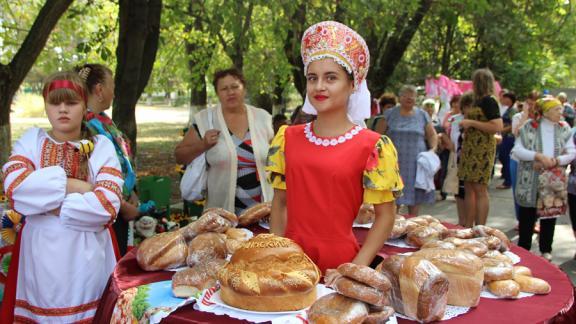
[251,93,273,114]
[113,0,162,156]
[189,78,207,107]
[283,3,307,100]
[441,20,456,75]
[370,0,434,93]
[0,0,73,166]
[185,4,210,108]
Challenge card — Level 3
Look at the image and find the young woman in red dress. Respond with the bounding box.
[266,21,404,275]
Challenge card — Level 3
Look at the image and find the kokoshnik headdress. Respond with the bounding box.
[300,21,371,124]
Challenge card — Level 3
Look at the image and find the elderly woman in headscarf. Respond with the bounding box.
[513,98,575,261]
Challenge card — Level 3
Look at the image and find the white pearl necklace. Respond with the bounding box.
[304,122,363,147]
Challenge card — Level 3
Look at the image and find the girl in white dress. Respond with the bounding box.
[0,71,123,323]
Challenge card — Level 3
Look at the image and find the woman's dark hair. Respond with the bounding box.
[526,90,541,101]
[502,91,517,105]
[459,91,475,109]
[273,114,288,124]
[212,67,246,90]
[378,93,397,108]
[450,94,461,105]
[290,105,303,124]
[74,63,113,94]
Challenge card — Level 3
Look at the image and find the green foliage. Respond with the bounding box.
[1,0,118,83]
[3,0,576,111]
[401,0,576,96]
[131,284,151,320]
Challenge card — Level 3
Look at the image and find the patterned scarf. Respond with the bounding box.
[85,110,136,197]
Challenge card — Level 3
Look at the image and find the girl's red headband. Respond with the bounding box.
[43,80,87,103]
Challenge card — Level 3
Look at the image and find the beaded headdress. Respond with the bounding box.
[301,21,370,91]
[300,21,372,125]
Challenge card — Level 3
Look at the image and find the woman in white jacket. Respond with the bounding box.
[175,68,273,214]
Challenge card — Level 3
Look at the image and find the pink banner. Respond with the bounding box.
[425,75,502,99]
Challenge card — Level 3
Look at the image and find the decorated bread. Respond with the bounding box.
[217,234,321,312]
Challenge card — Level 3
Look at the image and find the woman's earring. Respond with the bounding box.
[98,95,104,103]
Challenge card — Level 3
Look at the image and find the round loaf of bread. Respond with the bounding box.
[218,234,321,312]
[137,231,188,271]
[238,202,272,226]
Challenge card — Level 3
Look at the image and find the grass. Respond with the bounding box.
[10,118,186,204]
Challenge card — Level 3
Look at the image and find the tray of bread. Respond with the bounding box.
[133,206,551,323]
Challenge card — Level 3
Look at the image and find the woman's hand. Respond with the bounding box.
[203,129,221,150]
[535,153,556,169]
[460,119,474,130]
[120,200,140,221]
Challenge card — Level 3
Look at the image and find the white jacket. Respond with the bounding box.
[415,150,441,193]
[194,104,273,212]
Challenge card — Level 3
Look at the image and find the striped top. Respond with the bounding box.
[231,130,262,214]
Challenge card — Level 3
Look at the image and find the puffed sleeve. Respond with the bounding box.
[363,135,404,204]
[265,125,287,190]
[59,135,124,232]
[3,128,67,214]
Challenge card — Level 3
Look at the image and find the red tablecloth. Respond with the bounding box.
[94,224,576,323]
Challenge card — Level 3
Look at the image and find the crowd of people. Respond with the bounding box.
[2,18,576,322]
[366,84,576,263]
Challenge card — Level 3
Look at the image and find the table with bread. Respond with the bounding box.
[94,203,575,323]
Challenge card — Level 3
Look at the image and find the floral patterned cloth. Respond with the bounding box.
[537,168,568,219]
[458,96,500,185]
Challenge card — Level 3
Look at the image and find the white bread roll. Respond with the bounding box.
[487,279,520,298]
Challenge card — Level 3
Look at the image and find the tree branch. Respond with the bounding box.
[8,0,74,96]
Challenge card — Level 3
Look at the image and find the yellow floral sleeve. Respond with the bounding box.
[266,125,287,190]
[363,135,404,204]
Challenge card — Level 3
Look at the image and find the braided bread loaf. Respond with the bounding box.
[217,234,321,311]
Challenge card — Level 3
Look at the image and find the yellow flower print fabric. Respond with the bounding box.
[363,135,404,204]
[266,125,287,190]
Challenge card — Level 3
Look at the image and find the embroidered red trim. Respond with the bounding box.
[75,317,94,324]
[8,155,35,170]
[99,166,123,178]
[7,170,32,209]
[94,190,117,225]
[3,163,26,178]
[15,299,98,316]
[13,314,38,324]
[95,180,122,202]
[40,139,88,181]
